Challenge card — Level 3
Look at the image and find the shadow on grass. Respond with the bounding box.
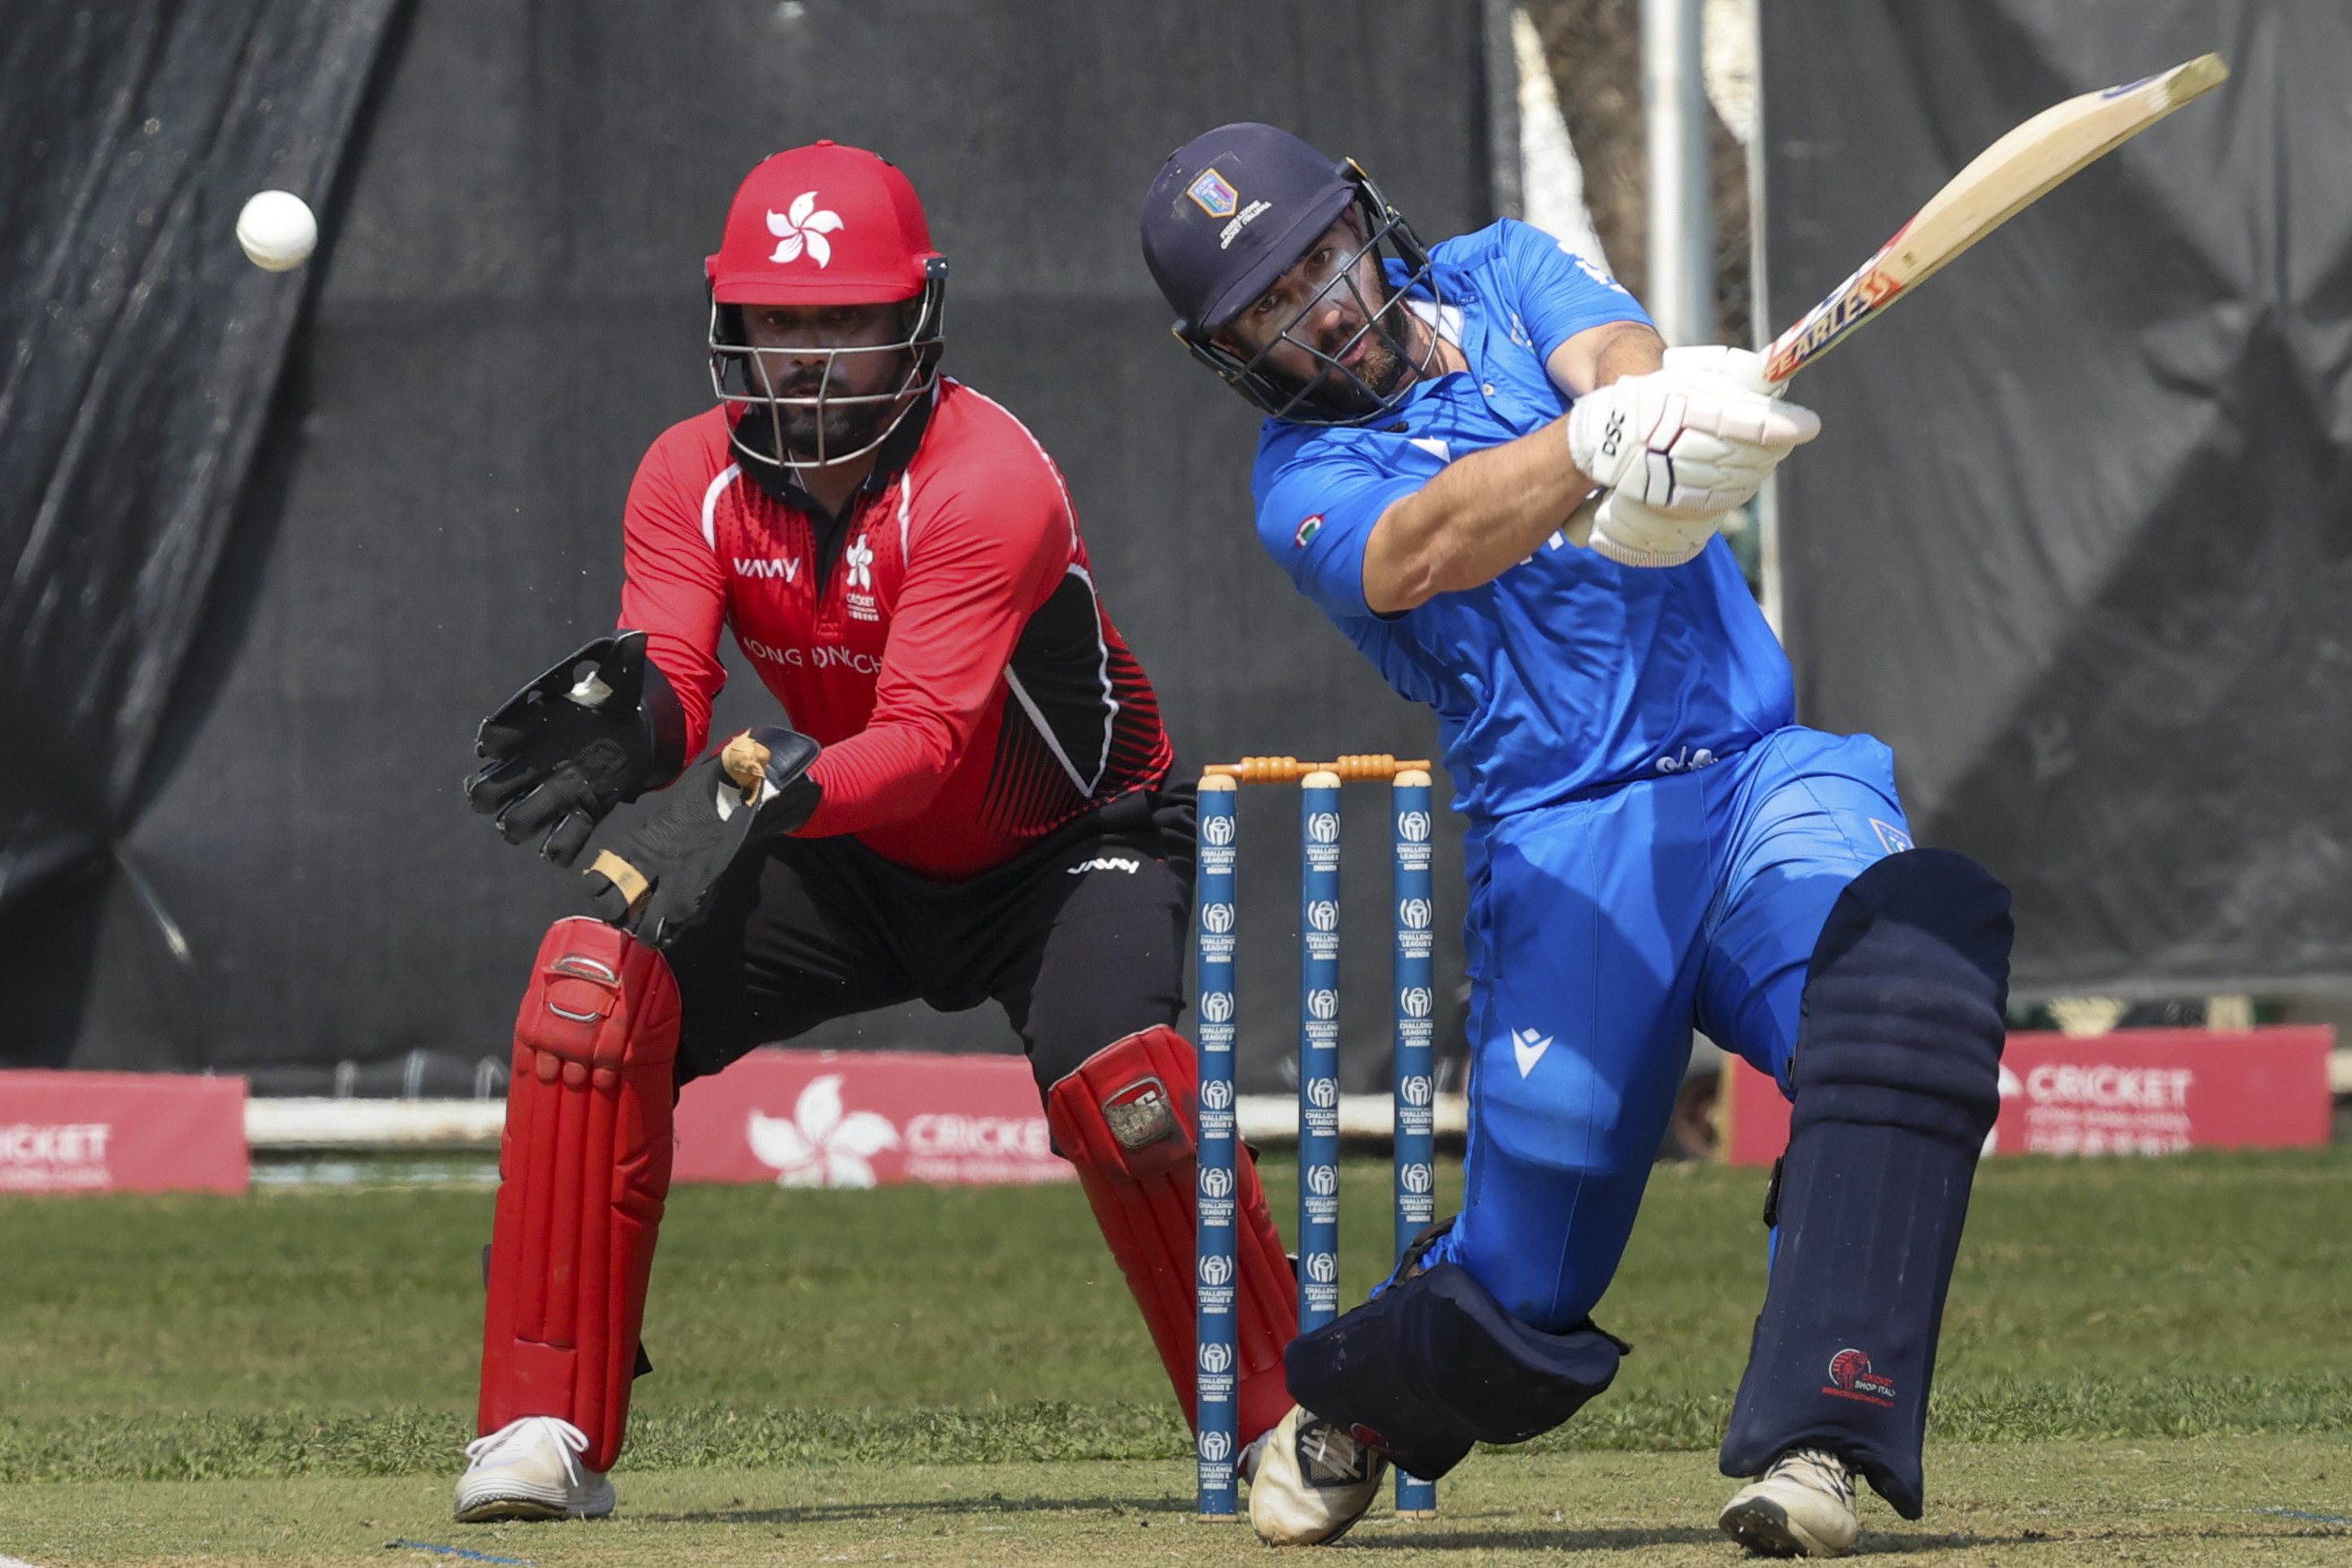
[641,1492,1198,1526]
[6,1375,2348,1483]
[1843,1524,2352,1555]
[640,1494,1755,1555]
[1331,1526,1727,1553]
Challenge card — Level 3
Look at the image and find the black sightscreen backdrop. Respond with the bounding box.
[4,0,1493,1090]
[1765,2,2352,996]
[1,0,405,1062]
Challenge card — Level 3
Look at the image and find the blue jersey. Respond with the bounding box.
[1249,219,1794,824]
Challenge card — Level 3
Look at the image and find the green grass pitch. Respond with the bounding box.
[1,1148,2347,1563]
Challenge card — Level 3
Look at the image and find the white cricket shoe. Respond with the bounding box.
[1718,1446,1860,1557]
[453,1416,616,1522]
[1245,1405,1389,1546]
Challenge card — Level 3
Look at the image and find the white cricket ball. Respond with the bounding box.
[236,189,317,272]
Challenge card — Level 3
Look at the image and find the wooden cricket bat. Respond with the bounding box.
[1759,53,2228,386]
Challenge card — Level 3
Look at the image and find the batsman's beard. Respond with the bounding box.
[1303,314,1415,417]
[1259,258,1433,422]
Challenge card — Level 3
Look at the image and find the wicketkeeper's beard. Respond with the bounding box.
[745,353,911,466]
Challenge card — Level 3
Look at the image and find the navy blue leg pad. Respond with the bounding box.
[1285,1261,1627,1481]
[1720,849,2011,1520]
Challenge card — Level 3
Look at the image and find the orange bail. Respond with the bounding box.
[1203,754,1430,784]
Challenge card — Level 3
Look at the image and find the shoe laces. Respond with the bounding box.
[1765,1447,1854,1506]
[1297,1417,1378,1485]
[466,1415,591,1479]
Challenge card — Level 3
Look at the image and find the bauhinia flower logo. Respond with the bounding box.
[843,534,875,590]
[767,191,844,266]
[746,1076,899,1188]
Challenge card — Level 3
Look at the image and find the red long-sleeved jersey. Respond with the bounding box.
[616,379,1175,881]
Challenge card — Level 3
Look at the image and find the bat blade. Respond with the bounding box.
[1761,52,2227,386]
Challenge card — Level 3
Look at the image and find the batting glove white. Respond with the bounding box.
[1584,492,1730,570]
[1656,343,1775,397]
[1565,347,1821,525]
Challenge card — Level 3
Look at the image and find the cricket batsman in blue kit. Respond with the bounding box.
[1139,125,2015,1555]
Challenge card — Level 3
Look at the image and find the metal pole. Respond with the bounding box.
[1642,0,1713,345]
[1391,769,1439,1518]
[1193,774,1241,1519]
[1482,0,1524,222]
[1745,0,1785,642]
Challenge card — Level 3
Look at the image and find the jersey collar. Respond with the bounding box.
[740,379,938,513]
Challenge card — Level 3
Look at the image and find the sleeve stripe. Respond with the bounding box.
[1063,563,1119,791]
[700,462,742,553]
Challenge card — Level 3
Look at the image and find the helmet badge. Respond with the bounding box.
[1186,168,1239,219]
[766,191,844,267]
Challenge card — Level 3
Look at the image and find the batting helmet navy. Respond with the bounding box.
[1139,123,1440,425]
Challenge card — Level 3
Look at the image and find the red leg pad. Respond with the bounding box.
[1045,1025,1297,1444]
[480,916,679,1474]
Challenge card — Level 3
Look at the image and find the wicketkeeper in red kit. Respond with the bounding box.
[450,141,1296,1520]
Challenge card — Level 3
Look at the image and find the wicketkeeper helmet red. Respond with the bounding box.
[706,140,942,303]
[704,141,948,469]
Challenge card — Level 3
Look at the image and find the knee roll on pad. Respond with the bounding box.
[1790,847,2012,1148]
[1046,1026,1298,1444]
[1285,1261,1628,1481]
[480,917,680,1474]
[1720,849,2012,1520]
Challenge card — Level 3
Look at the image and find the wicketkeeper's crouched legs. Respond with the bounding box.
[1046,1025,1297,1445]
[479,917,680,1476]
[1719,849,2012,1519]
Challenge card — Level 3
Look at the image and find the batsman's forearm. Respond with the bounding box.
[1589,323,1666,388]
[1362,425,1595,613]
[1546,318,1665,397]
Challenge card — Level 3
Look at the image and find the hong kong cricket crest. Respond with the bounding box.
[1822,1347,1896,1407]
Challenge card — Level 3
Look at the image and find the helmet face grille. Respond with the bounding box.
[706,277,947,471]
[1185,175,1442,428]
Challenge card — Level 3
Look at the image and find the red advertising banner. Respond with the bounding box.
[1723,1025,2336,1167]
[672,1049,1072,1188]
[0,1069,248,1194]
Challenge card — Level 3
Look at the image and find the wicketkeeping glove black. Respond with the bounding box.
[465,632,686,865]
[583,726,823,949]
